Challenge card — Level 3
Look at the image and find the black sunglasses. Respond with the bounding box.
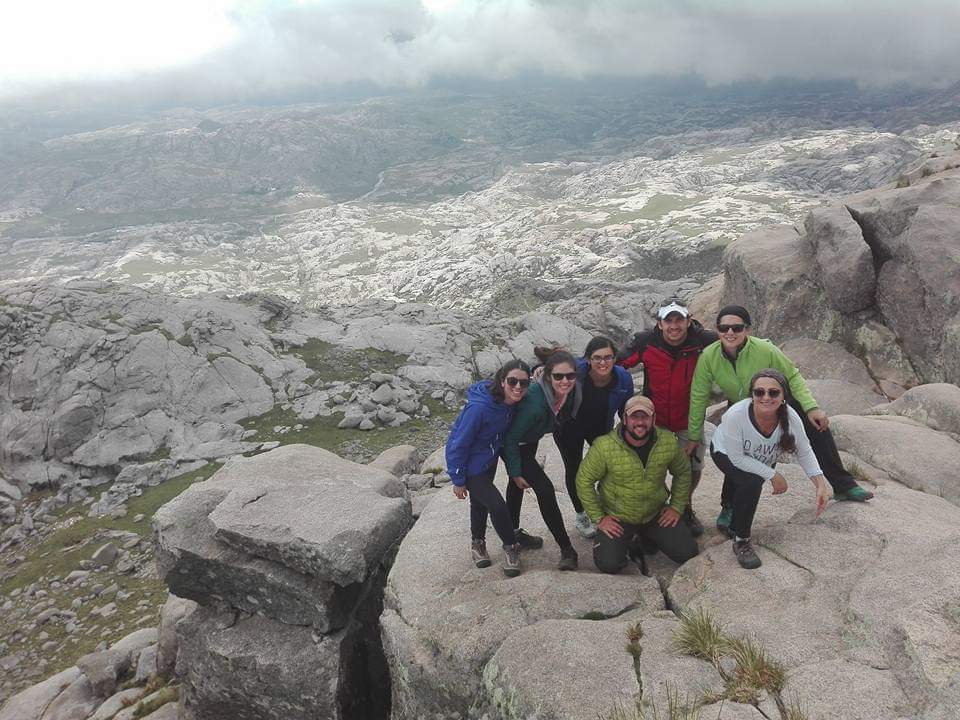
[751,387,782,399]
[551,372,578,381]
[718,323,747,333]
[589,353,615,362]
[505,377,531,388]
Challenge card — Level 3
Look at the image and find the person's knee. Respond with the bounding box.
[668,538,699,564]
[593,546,628,574]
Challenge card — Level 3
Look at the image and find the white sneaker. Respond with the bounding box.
[574,511,596,539]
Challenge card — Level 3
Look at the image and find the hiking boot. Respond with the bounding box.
[558,545,579,571]
[471,539,491,568]
[684,507,705,537]
[515,527,544,550]
[574,511,597,539]
[732,538,761,570]
[501,543,521,577]
[716,505,734,536]
[834,486,874,502]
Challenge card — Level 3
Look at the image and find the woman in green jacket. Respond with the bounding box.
[686,305,873,530]
[502,349,580,571]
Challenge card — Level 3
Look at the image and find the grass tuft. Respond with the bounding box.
[726,636,786,693]
[672,606,727,663]
[782,692,811,720]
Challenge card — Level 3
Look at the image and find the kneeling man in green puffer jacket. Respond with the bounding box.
[576,394,699,574]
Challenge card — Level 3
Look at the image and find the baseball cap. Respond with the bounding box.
[624,394,655,416]
[657,298,690,320]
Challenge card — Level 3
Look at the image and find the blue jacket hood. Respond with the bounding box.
[445,380,518,485]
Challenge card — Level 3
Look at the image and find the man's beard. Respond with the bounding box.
[627,427,649,443]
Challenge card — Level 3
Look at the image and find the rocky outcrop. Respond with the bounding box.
[715,150,960,390]
[154,444,411,720]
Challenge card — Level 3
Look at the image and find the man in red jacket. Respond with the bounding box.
[618,297,718,536]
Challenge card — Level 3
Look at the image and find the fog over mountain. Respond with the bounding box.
[4,0,960,112]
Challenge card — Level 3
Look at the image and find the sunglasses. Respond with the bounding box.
[505,377,531,388]
[717,323,747,334]
[751,387,782,399]
[551,372,578,381]
[590,354,615,363]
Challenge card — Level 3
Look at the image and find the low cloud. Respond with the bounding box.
[5,0,960,109]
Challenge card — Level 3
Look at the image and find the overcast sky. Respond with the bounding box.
[3,0,960,106]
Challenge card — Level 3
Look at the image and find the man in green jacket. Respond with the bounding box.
[686,305,873,531]
[576,394,699,574]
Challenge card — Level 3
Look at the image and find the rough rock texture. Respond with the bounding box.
[831,413,960,506]
[157,444,407,720]
[0,667,81,720]
[805,378,886,417]
[778,337,878,389]
[368,445,420,478]
[717,153,960,388]
[156,595,198,678]
[869,383,960,438]
[668,463,960,720]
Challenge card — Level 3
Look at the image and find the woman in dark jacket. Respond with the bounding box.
[555,336,635,538]
[445,359,532,577]
[502,350,581,571]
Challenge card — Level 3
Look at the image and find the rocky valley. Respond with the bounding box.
[1,82,959,719]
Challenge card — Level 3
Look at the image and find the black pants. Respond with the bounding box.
[712,449,766,539]
[504,442,573,550]
[555,428,596,514]
[788,398,856,493]
[593,515,699,574]
[466,466,516,547]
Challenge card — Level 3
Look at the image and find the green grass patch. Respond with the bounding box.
[291,339,408,383]
[240,397,454,461]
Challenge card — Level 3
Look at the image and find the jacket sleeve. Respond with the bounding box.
[686,353,714,443]
[617,332,647,369]
[575,442,608,523]
[770,345,818,412]
[502,397,540,478]
[717,415,776,481]
[445,404,483,486]
[667,444,692,514]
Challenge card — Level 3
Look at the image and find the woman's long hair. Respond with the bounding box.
[749,368,796,453]
[542,349,578,377]
[489,359,531,402]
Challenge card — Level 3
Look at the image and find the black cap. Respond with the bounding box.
[716,305,751,326]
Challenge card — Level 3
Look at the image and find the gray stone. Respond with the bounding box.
[831,414,960,505]
[33,674,98,720]
[156,595,198,677]
[778,337,877,388]
[368,445,419,477]
[88,688,143,720]
[0,667,80,720]
[134,644,157,682]
[803,204,876,311]
[475,619,640,719]
[91,543,118,567]
[180,445,409,588]
[357,417,376,431]
[154,480,354,632]
[869,383,960,437]
[137,703,178,720]
[382,490,665,720]
[176,607,347,720]
[370,383,396,405]
[397,398,419,415]
[337,414,363,430]
[0,478,21,502]
[375,405,396,423]
[805,379,885,417]
[419,446,446,475]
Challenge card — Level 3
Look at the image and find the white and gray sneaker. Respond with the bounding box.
[574,511,597,539]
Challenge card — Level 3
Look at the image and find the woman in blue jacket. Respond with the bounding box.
[555,336,635,538]
[445,359,532,577]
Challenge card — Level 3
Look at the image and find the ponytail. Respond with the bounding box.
[776,402,796,454]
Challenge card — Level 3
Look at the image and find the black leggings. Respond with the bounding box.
[711,449,765,539]
[555,429,595,514]
[504,442,572,550]
[788,398,856,493]
[466,466,516,547]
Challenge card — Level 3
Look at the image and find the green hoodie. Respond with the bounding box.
[576,427,691,525]
[502,382,557,477]
[686,336,818,442]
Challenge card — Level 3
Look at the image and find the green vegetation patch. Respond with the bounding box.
[291,339,408,384]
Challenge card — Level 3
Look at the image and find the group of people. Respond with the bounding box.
[444,298,873,576]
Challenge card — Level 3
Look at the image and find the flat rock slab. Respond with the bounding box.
[779,337,877,388]
[869,382,960,437]
[204,444,411,586]
[382,482,667,719]
[476,619,641,720]
[806,378,885,417]
[831,414,960,506]
[154,480,355,632]
[668,466,960,720]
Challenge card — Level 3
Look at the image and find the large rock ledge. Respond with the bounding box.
[384,432,960,720]
[154,444,412,720]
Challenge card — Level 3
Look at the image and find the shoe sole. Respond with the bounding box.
[502,567,520,577]
[474,559,492,568]
[835,493,873,502]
